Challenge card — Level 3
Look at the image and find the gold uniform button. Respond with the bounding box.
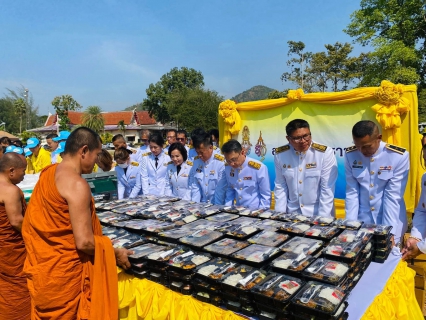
[301,204,304,207]
[370,158,375,162]
[300,157,303,160]
[205,183,208,186]
[371,207,375,211]
[239,196,242,200]
[370,184,374,187]
[299,168,302,172]
[370,195,374,200]
[370,171,374,175]
[240,188,242,190]
[299,193,302,197]
[295,152,299,155]
[299,180,302,184]
[238,179,241,182]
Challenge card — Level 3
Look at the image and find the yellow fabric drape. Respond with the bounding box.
[117,269,245,320]
[361,260,423,320]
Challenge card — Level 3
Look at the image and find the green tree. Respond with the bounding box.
[267,90,289,99]
[51,95,82,131]
[14,98,26,134]
[143,67,204,124]
[20,131,41,145]
[166,87,222,132]
[82,106,104,133]
[0,99,18,134]
[117,120,126,136]
[123,102,147,111]
[280,41,313,92]
[345,0,426,118]
[5,86,40,130]
[100,132,113,144]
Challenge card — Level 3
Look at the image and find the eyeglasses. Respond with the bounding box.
[167,136,176,139]
[176,138,186,141]
[225,153,241,165]
[290,133,311,143]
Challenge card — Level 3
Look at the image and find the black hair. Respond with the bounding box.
[13,140,23,147]
[112,134,125,143]
[221,139,242,154]
[177,129,188,139]
[168,142,188,161]
[63,127,102,156]
[209,129,219,140]
[114,147,131,161]
[193,132,212,149]
[190,128,205,140]
[149,132,164,147]
[0,137,12,146]
[285,119,310,136]
[46,133,58,140]
[167,129,177,136]
[352,120,379,138]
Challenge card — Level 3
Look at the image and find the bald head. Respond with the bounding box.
[63,127,102,156]
[0,153,26,172]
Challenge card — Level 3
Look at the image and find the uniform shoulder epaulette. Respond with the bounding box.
[142,152,152,156]
[167,161,173,165]
[386,144,406,155]
[214,154,224,161]
[248,160,261,170]
[274,145,290,154]
[311,143,327,152]
[186,160,193,166]
[131,161,139,167]
[164,151,168,155]
[225,163,229,166]
[213,146,218,150]
[189,145,194,149]
[345,146,357,153]
[194,155,200,160]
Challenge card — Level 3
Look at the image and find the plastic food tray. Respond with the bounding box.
[220,265,268,294]
[129,243,167,261]
[231,244,280,266]
[254,219,283,231]
[179,229,223,247]
[168,251,212,273]
[310,216,336,226]
[291,281,347,317]
[287,213,311,223]
[251,272,305,309]
[195,257,239,283]
[279,236,323,256]
[333,219,363,230]
[279,222,311,235]
[361,224,393,241]
[248,230,289,247]
[206,212,239,222]
[204,238,250,256]
[336,229,373,244]
[179,219,218,231]
[144,221,176,233]
[304,226,340,241]
[124,219,158,231]
[258,210,282,219]
[271,252,316,275]
[302,257,350,286]
[323,240,366,264]
[111,234,148,249]
[224,225,260,239]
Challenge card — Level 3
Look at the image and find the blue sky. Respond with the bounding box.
[0,0,364,115]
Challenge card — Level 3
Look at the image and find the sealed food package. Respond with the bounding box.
[251,273,304,308]
[112,234,147,249]
[248,209,266,217]
[204,238,250,255]
[146,246,185,263]
[180,219,218,231]
[236,208,253,216]
[124,219,158,230]
[302,258,349,285]
[248,230,289,247]
[96,199,129,211]
[111,205,142,215]
[221,265,267,291]
[129,243,167,260]
[304,226,340,240]
[169,251,212,270]
[254,219,283,231]
[206,212,239,222]
[324,240,365,263]
[224,225,260,239]
[232,216,261,226]
[158,228,194,240]
[179,229,223,247]
[271,252,316,273]
[287,213,311,223]
[221,206,240,214]
[231,244,280,264]
[102,227,130,240]
[292,281,346,316]
[195,257,239,281]
[144,221,176,233]
[362,224,393,240]
[279,237,323,256]
[333,219,363,230]
[336,229,373,244]
[279,222,311,235]
[270,212,292,222]
[258,210,282,219]
[310,216,335,226]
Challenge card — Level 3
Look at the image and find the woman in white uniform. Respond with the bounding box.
[140,132,170,196]
[165,142,193,199]
[114,147,142,199]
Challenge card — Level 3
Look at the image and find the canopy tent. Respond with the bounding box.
[218,81,422,217]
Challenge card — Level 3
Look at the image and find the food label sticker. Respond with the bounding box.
[279,280,300,293]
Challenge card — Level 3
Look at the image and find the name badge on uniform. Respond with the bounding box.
[196,168,202,173]
[130,176,136,179]
[181,174,189,177]
[352,160,363,169]
[210,170,215,175]
[243,176,252,180]
[230,172,234,177]
[306,163,317,169]
[379,166,392,171]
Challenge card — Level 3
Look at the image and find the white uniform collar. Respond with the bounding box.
[290,142,312,155]
[370,141,386,158]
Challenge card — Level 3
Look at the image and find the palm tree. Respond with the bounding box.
[82,106,105,133]
[117,120,126,136]
[14,98,26,134]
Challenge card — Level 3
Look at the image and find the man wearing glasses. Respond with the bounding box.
[164,129,177,155]
[176,129,190,153]
[136,130,151,162]
[345,120,409,245]
[274,119,337,217]
[221,140,271,209]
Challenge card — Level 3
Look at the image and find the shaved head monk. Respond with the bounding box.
[22,127,132,320]
[0,152,30,319]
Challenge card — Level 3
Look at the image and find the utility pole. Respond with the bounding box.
[24,88,29,130]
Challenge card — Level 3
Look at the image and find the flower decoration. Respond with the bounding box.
[219,100,242,140]
[287,88,305,100]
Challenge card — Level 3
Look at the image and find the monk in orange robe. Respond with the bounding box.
[0,152,30,320]
[22,127,132,320]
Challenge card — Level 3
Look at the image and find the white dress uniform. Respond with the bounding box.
[188,145,221,161]
[164,144,190,157]
[140,150,171,196]
[224,156,271,210]
[345,141,409,243]
[189,153,226,204]
[116,161,142,199]
[164,160,193,200]
[410,173,426,253]
[135,145,149,163]
[274,141,338,217]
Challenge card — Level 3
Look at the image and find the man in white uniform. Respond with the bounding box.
[274,119,338,217]
[345,120,409,245]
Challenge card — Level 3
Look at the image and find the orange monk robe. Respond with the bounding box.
[22,164,118,320]
[0,189,31,320]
